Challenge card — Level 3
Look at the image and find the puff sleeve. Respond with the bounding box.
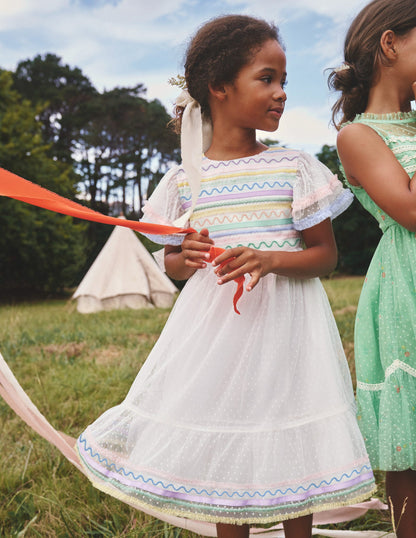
[292,151,353,231]
[140,165,187,246]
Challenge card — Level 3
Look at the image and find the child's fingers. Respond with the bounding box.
[186,242,212,253]
[183,253,209,269]
[213,254,242,278]
[182,238,213,253]
[217,266,260,291]
[183,248,210,262]
[185,228,213,243]
[182,228,214,251]
[212,247,243,266]
[199,228,212,239]
[185,259,208,269]
[246,273,260,291]
[216,265,247,285]
[198,234,214,245]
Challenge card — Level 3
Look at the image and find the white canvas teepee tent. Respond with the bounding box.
[73,222,178,313]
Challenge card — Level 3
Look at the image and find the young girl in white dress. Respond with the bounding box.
[77,15,375,538]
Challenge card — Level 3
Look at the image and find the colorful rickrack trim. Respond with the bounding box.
[78,434,373,505]
[77,464,377,525]
[76,439,376,525]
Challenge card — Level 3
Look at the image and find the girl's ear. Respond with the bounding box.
[380,29,397,60]
[208,82,227,101]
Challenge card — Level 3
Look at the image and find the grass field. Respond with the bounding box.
[0,277,393,537]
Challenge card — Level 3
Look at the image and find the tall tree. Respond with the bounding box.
[316,144,381,275]
[12,53,96,163]
[73,86,179,214]
[129,95,180,213]
[0,70,87,296]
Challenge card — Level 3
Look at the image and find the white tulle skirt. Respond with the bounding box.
[77,268,375,524]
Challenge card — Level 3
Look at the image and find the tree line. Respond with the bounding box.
[0,53,380,298]
[0,54,179,297]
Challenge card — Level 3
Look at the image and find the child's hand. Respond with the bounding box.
[212,247,270,291]
[181,228,214,269]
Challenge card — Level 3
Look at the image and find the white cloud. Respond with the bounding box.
[223,0,367,23]
[258,105,337,155]
[146,77,179,107]
[282,0,366,21]
[0,0,69,27]
[0,0,355,156]
[0,0,194,92]
[0,0,191,40]
[0,0,183,41]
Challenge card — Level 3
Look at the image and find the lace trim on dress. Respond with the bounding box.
[355,110,416,122]
[140,205,185,246]
[292,152,353,230]
[292,175,340,212]
[293,189,353,231]
[357,359,416,391]
[138,233,184,247]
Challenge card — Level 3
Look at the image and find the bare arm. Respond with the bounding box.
[212,218,337,291]
[337,122,416,231]
[164,228,214,281]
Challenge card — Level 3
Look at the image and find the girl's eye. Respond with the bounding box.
[261,76,272,84]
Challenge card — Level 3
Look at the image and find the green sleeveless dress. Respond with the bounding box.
[345,111,416,471]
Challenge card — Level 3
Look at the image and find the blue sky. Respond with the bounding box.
[0,0,369,155]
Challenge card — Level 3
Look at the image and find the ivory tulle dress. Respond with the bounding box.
[345,112,416,472]
[77,146,375,525]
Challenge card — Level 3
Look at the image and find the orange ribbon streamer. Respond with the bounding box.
[0,167,244,314]
[207,247,245,315]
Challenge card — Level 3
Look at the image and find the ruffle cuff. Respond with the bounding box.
[292,152,353,231]
[293,188,353,231]
[139,166,187,246]
[141,205,185,246]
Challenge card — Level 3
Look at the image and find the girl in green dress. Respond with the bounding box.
[329,0,416,535]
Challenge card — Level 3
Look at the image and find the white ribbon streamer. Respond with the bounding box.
[173,89,212,227]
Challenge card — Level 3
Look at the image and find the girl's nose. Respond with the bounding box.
[274,88,287,102]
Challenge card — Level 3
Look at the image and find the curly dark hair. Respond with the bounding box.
[173,14,282,132]
[328,0,416,129]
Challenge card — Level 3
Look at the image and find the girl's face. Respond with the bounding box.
[395,27,416,102]
[221,39,287,133]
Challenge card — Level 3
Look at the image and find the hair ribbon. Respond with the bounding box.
[173,90,212,227]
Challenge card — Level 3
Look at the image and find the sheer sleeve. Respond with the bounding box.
[141,165,187,246]
[292,151,353,231]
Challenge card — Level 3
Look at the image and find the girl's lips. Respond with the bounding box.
[269,108,283,118]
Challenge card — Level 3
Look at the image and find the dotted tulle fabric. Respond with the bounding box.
[77,146,375,524]
[345,112,416,471]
